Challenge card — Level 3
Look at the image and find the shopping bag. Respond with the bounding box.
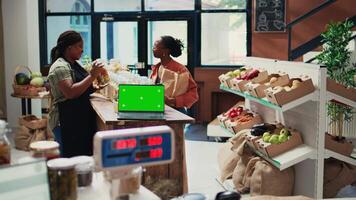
[159,67,189,98]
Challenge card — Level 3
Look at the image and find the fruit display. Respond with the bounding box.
[265,76,315,106]
[255,127,303,157]
[13,67,47,96]
[245,73,290,98]
[229,69,268,92]
[218,67,249,88]
[225,112,263,134]
[217,105,246,128]
[250,123,278,136]
[261,128,291,144]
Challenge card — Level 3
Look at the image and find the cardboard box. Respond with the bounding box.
[327,78,356,102]
[265,77,315,106]
[246,74,290,98]
[230,70,268,92]
[225,114,263,134]
[219,74,234,88]
[325,133,354,156]
[217,103,245,128]
[244,130,262,149]
[255,130,303,157]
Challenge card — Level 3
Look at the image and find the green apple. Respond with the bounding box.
[233,69,241,77]
[280,128,290,136]
[278,134,288,143]
[263,135,271,142]
[263,132,271,138]
[268,134,280,144]
[226,71,234,78]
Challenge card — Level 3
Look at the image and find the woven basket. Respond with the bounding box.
[12,66,46,96]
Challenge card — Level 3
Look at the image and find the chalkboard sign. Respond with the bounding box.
[255,0,286,32]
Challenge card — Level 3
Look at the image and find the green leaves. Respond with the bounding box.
[317,19,355,128]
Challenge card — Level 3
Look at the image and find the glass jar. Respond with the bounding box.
[97,68,110,86]
[47,158,77,200]
[30,141,60,160]
[0,120,10,165]
[70,156,94,187]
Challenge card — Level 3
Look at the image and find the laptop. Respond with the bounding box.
[117,84,165,120]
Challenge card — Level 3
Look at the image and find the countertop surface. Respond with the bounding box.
[90,94,195,125]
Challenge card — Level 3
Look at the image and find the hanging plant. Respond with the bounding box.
[316,20,355,137]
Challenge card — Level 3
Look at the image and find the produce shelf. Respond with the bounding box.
[327,91,356,108]
[207,118,234,138]
[249,144,316,171]
[324,149,356,166]
[220,85,317,112]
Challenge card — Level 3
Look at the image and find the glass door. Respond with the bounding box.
[99,21,138,65]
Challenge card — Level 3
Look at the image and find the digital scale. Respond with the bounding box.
[94,125,175,200]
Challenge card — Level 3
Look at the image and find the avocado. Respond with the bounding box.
[15,73,30,85]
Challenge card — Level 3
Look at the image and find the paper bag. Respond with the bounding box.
[159,67,189,98]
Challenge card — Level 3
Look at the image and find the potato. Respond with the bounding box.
[269,77,278,83]
[292,80,301,86]
[284,86,292,92]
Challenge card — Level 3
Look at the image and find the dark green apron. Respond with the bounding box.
[58,61,97,157]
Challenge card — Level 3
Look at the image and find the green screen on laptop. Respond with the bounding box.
[118,84,165,112]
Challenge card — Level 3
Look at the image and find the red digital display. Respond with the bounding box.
[140,136,163,146]
[135,148,163,161]
[114,139,137,150]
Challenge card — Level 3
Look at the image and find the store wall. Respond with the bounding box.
[252,0,356,60]
[2,0,41,126]
[0,0,5,119]
[195,0,356,122]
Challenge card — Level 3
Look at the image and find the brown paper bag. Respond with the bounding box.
[15,115,53,151]
[324,158,356,198]
[159,67,189,98]
[250,160,295,196]
[15,126,48,151]
[217,131,248,181]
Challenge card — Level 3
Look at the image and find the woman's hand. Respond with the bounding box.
[90,60,105,78]
[165,96,176,107]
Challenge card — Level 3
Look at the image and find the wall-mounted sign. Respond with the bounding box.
[255,0,286,32]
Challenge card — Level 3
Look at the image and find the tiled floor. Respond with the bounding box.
[185,140,225,199]
[184,123,227,199]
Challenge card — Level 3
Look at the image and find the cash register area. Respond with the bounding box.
[1,127,225,200]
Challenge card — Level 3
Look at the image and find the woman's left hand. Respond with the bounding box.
[165,96,176,107]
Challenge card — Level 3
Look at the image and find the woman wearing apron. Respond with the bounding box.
[47,30,104,157]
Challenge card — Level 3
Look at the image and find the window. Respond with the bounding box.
[40,0,250,68]
[46,0,90,13]
[201,13,246,65]
[100,22,138,65]
[94,0,141,12]
[147,21,188,65]
[145,0,194,11]
[202,0,246,10]
[46,16,91,64]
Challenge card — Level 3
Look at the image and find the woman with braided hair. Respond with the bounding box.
[150,36,199,114]
[47,30,104,157]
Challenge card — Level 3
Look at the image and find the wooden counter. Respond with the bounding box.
[90,95,195,196]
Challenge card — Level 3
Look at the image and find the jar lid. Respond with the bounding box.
[47,158,75,170]
[30,141,59,151]
[70,156,94,172]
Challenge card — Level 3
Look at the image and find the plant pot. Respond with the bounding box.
[325,133,354,156]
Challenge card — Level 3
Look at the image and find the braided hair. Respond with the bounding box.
[50,30,82,64]
[160,36,184,57]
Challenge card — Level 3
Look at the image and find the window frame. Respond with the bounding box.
[39,0,251,70]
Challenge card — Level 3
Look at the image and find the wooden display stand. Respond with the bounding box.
[11,93,50,115]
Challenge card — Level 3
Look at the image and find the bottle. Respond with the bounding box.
[0,120,11,165]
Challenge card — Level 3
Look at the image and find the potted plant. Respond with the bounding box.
[316,20,355,156]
